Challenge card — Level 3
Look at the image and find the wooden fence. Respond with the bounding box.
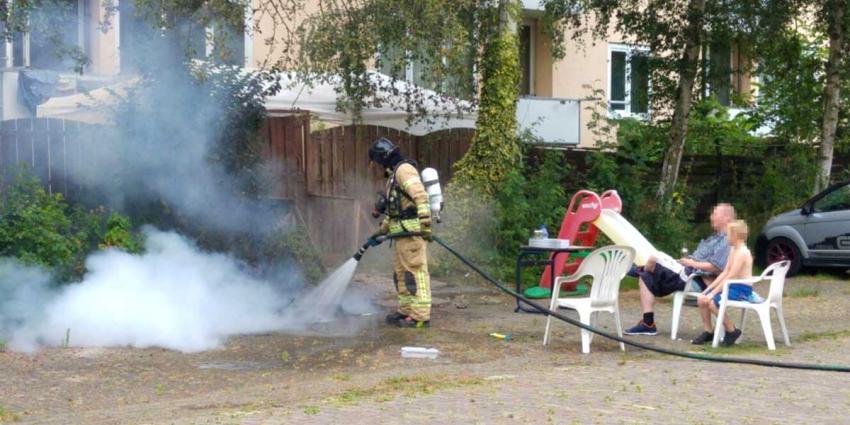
[0,116,474,266]
[259,114,474,265]
[0,118,95,197]
[4,116,848,265]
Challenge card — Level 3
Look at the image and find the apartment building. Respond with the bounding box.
[0,0,753,148]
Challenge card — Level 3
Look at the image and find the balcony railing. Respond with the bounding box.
[521,0,544,11]
[516,96,582,145]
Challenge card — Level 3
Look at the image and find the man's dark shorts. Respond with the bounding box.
[638,265,707,297]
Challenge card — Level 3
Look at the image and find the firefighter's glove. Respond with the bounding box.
[366,236,382,247]
[419,216,433,242]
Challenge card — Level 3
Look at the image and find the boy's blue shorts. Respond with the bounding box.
[713,283,753,307]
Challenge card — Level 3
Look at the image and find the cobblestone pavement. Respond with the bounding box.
[3,273,850,424]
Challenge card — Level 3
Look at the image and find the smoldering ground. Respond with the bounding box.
[0,228,376,353]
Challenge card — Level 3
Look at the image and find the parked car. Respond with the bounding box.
[756,180,850,276]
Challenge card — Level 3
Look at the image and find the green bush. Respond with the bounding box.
[494,148,570,280]
[582,118,697,253]
[737,144,818,242]
[100,213,143,253]
[0,173,75,270]
[260,224,325,285]
[0,170,142,281]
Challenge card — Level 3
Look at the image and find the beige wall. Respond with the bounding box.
[87,0,119,75]
[540,25,760,147]
[532,22,553,97]
[251,0,322,68]
[535,22,631,148]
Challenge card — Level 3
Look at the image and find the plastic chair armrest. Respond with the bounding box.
[718,281,731,304]
[556,272,592,286]
[681,273,703,295]
[726,277,762,286]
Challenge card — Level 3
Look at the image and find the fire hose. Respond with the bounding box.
[355,231,850,372]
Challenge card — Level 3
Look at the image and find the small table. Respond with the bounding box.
[514,245,593,313]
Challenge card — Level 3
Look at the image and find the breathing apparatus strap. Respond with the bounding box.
[388,160,418,201]
[385,160,421,220]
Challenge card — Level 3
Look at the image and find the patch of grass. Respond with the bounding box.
[0,338,6,352]
[787,287,820,298]
[796,329,850,344]
[332,373,351,382]
[806,271,846,282]
[302,405,320,415]
[384,374,483,397]
[323,374,483,407]
[327,388,372,405]
[620,276,639,291]
[0,406,20,422]
[375,394,395,402]
[695,342,786,356]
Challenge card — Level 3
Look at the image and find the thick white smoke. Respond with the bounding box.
[0,16,378,353]
[0,259,58,346]
[3,228,374,353]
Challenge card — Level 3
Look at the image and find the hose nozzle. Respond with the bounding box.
[353,236,388,261]
[353,243,369,261]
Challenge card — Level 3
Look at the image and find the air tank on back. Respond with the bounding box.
[420,168,443,223]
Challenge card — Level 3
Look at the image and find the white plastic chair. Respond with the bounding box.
[712,260,791,350]
[543,246,635,354]
[670,273,702,340]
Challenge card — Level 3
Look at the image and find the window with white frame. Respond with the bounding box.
[377,44,475,99]
[608,44,650,116]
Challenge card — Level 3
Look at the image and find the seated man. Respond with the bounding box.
[624,203,736,336]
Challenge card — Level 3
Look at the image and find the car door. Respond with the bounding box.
[802,182,850,262]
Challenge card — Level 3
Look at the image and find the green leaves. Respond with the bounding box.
[294,0,484,117]
[0,173,74,270]
[494,148,569,279]
[0,170,141,282]
[453,1,523,194]
[100,213,143,253]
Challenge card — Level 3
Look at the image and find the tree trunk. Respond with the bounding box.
[815,0,846,194]
[656,0,707,200]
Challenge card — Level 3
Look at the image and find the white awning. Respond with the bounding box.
[36,79,137,124]
[264,71,477,136]
[36,70,478,136]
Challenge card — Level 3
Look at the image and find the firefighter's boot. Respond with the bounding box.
[385,311,406,324]
[397,316,430,328]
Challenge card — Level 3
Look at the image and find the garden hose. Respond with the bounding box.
[426,235,850,373]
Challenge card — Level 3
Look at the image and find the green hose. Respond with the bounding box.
[431,235,850,373]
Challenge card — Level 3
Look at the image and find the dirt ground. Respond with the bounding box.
[2,270,850,424]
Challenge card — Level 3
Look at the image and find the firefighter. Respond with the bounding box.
[366,137,432,328]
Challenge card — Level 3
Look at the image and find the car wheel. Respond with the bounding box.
[765,237,802,276]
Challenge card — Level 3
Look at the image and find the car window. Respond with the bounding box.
[813,184,850,213]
